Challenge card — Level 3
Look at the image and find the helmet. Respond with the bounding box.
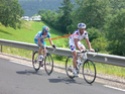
[77,23,86,29]
[42,26,50,33]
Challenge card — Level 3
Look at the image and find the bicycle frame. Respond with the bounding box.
[77,51,88,65]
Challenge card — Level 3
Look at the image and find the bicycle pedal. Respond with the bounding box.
[39,61,43,67]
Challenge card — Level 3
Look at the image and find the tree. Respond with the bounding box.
[107,9,125,55]
[109,0,125,11]
[38,10,60,30]
[87,27,101,42]
[73,0,110,29]
[0,0,23,29]
[58,0,73,33]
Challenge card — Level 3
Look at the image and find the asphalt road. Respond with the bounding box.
[0,57,125,94]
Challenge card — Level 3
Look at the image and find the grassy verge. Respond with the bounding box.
[1,46,66,66]
[96,63,125,78]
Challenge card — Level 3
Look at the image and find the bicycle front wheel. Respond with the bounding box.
[65,56,75,79]
[82,59,96,84]
[44,53,54,75]
[32,51,41,71]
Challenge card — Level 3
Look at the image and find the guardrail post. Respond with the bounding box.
[0,45,2,52]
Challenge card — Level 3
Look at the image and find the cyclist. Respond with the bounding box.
[34,26,56,61]
[69,23,94,77]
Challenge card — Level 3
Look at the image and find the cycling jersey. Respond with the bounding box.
[34,31,51,46]
[69,30,88,40]
[69,30,88,52]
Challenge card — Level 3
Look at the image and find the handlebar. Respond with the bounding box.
[80,48,99,53]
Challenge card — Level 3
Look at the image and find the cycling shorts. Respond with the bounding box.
[69,39,85,52]
[34,39,46,48]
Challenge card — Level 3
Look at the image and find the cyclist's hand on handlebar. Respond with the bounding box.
[52,44,56,49]
[89,48,95,52]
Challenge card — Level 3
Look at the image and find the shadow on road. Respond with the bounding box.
[16,69,43,76]
[48,76,92,86]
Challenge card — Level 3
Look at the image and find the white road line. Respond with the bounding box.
[104,85,125,92]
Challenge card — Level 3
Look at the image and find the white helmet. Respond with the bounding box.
[77,23,86,29]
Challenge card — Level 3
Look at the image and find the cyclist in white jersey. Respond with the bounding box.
[34,26,56,61]
[69,23,94,76]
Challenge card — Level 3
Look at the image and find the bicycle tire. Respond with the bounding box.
[82,59,96,84]
[44,53,54,75]
[32,51,41,71]
[65,56,75,79]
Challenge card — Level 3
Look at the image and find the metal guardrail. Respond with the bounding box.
[0,39,125,67]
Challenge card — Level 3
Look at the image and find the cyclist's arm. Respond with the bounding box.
[48,38,53,46]
[85,38,92,50]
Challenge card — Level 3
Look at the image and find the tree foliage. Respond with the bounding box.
[107,9,125,55]
[58,0,73,33]
[39,0,73,33]
[0,0,23,29]
[38,10,60,30]
[87,27,101,42]
[73,0,110,29]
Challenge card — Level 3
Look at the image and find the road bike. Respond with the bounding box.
[65,50,96,84]
[32,49,54,75]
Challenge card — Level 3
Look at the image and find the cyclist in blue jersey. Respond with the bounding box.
[34,26,56,61]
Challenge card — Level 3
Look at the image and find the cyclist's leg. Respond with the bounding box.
[38,47,43,56]
[42,41,47,58]
[43,47,47,57]
[72,50,77,69]
[69,40,77,68]
[69,40,78,76]
[34,39,44,61]
[78,41,86,51]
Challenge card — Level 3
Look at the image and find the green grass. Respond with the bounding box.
[0,21,68,46]
[0,21,39,42]
[0,21,125,78]
[96,63,125,78]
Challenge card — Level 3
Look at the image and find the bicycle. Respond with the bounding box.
[65,50,96,84]
[32,48,55,75]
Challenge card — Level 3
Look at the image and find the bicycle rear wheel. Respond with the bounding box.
[44,53,54,75]
[65,56,75,79]
[82,59,96,84]
[32,51,41,71]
